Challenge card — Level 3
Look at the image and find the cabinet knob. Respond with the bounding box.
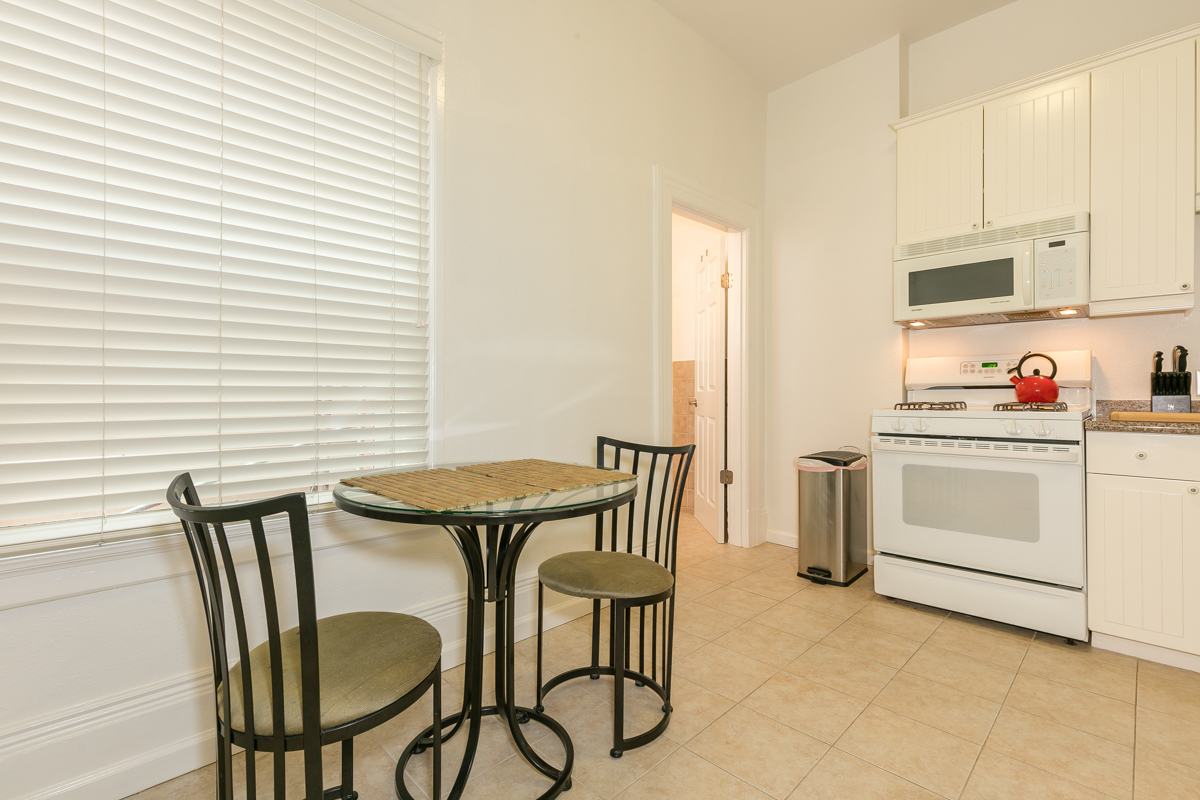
[986,220,993,227]
[1183,283,1192,291]
[1190,487,1199,495]
[972,223,979,229]
[1135,451,1148,460]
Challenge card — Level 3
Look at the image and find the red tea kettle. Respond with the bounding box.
[1008,352,1059,403]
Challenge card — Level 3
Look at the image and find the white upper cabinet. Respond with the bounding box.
[896,105,984,244]
[1090,40,1196,308]
[982,74,1091,230]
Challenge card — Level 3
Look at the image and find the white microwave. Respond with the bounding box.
[893,214,1089,328]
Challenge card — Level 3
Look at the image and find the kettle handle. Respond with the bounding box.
[1008,352,1058,380]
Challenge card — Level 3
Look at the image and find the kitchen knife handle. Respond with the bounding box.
[1178,346,1189,374]
[1154,351,1164,372]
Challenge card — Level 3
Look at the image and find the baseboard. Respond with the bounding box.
[1091,632,1200,673]
[765,528,797,549]
[1,585,593,800]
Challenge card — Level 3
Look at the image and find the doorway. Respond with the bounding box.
[671,210,741,544]
[653,167,764,550]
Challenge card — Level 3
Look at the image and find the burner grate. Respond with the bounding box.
[894,401,967,411]
[993,402,1069,412]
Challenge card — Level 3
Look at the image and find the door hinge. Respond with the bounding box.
[720,273,732,289]
[719,469,733,485]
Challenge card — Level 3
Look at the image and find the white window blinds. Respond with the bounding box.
[0,0,433,548]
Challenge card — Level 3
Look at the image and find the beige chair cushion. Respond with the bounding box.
[218,611,440,736]
[539,551,674,601]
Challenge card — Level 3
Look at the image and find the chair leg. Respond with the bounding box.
[610,600,625,759]
[216,726,233,800]
[339,738,356,799]
[590,598,601,679]
[433,657,442,800]
[535,582,545,713]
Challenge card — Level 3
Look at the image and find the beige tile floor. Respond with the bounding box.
[130,514,1200,800]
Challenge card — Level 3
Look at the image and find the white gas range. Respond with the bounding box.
[870,350,1092,640]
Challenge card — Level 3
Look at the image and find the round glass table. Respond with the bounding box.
[333,463,639,800]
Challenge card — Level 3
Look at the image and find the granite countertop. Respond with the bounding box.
[1086,400,1200,435]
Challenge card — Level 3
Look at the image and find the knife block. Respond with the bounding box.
[1151,371,1192,413]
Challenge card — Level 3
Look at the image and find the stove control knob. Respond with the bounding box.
[890,418,907,432]
[1004,420,1022,436]
[913,418,929,433]
[1034,422,1052,437]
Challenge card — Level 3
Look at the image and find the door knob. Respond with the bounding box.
[688,399,697,406]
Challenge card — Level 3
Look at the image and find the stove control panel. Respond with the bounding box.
[961,358,1020,378]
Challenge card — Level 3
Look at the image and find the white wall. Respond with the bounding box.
[671,214,726,362]
[764,37,905,547]
[0,2,767,799]
[906,1,1200,396]
[909,0,1200,114]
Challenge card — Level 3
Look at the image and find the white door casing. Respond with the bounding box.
[653,166,765,549]
[694,242,724,541]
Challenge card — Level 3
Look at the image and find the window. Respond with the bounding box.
[0,0,437,550]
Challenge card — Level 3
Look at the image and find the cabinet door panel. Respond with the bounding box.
[1087,472,1200,653]
[1091,40,1196,303]
[983,74,1091,229]
[896,106,983,244]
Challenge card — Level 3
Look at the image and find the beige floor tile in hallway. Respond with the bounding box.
[128,513,1200,800]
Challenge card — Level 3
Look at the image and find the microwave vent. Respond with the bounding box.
[896,213,1089,260]
[1003,310,1057,321]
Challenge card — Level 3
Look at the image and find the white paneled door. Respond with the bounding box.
[1090,40,1196,304]
[896,105,984,244]
[982,74,1091,230]
[694,245,724,542]
[1087,473,1200,655]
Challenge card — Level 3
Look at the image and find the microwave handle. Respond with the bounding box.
[1021,242,1033,306]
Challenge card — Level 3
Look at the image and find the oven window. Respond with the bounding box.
[902,464,1039,542]
[909,258,1014,306]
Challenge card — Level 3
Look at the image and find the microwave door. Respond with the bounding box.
[895,241,1034,322]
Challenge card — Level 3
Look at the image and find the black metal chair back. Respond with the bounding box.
[168,473,328,800]
[594,437,694,688]
[595,436,694,577]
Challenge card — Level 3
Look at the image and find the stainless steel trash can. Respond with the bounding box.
[795,450,867,586]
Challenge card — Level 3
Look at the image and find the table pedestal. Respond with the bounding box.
[395,522,573,800]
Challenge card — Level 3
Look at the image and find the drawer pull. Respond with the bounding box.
[1135,452,1148,460]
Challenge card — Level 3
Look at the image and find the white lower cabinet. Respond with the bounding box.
[1086,433,1200,655]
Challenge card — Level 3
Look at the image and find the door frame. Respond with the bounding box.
[652,166,765,548]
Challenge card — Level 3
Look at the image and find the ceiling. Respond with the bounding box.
[652,0,1018,91]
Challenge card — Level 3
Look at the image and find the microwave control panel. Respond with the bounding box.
[1034,233,1088,304]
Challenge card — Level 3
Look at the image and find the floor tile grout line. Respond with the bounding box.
[825,611,983,800]
[958,630,1034,799]
[976,637,1131,800]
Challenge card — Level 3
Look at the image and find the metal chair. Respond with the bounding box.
[534,438,695,758]
[167,473,442,800]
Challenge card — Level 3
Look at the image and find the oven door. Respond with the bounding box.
[871,438,1085,587]
[894,240,1033,322]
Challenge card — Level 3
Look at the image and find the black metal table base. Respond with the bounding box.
[393,523,574,800]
